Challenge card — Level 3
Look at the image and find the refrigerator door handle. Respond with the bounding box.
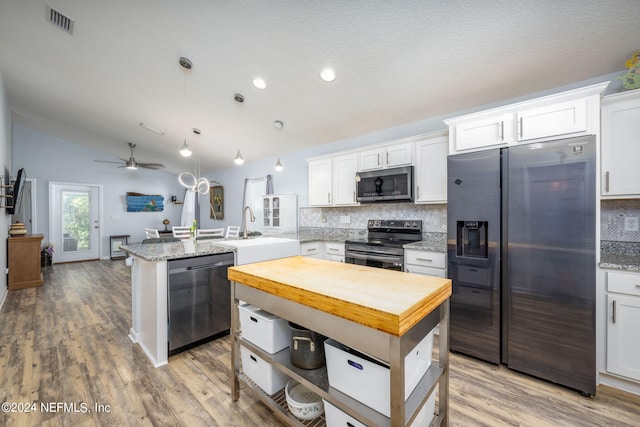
[605,171,610,193]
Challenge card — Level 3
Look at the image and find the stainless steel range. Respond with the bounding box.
[345,220,422,271]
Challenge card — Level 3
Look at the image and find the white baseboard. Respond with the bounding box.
[599,372,640,396]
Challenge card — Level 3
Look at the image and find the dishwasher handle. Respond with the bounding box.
[169,261,233,274]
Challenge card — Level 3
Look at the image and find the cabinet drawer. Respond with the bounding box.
[406,265,446,278]
[325,242,345,256]
[405,250,446,269]
[607,271,640,297]
[300,242,321,257]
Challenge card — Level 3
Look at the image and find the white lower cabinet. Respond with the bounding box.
[324,242,345,263]
[607,271,640,382]
[300,241,345,262]
[300,241,323,259]
[405,249,446,277]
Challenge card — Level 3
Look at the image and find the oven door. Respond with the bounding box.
[344,251,404,271]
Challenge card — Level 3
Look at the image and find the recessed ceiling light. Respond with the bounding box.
[320,67,336,82]
[252,77,267,89]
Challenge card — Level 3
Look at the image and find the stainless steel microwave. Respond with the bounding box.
[355,166,414,203]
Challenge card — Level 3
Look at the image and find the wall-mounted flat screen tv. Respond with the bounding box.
[8,168,25,215]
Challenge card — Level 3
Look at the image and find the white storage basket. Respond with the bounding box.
[324,330,434,417]
[239,304,290,354]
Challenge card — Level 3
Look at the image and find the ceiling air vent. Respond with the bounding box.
[46,5,74,34]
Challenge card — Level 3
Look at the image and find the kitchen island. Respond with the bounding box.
[229,256,451,427]
[121,237,300,367]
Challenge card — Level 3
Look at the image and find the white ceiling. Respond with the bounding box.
[0,1,637,174]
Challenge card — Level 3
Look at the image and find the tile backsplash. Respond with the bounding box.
[601,199,640,242]
[300,203,447,233]
[299,199,640,244]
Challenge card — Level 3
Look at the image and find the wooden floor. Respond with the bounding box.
[1,261,639,427]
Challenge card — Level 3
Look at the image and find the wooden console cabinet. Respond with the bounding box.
[8,234,44,290]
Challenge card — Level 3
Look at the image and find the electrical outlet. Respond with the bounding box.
[625,216,639,232]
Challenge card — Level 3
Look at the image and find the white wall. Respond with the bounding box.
[0,70,11,305]
[11,124,184,256]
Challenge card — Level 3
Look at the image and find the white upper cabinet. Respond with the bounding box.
[517,98,587,141]
[332,153,358,205]
[601,89,640,197]
[308,153,359,207]
[445,82,608,154]
[358,142,413,171]
[308,158,333,206]
[453,113,514,151]
[415,132,448,204]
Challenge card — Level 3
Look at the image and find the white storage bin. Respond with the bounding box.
[239,304,290,354]
[240,346,288,395]
[323,390,435,427]
[323,399,366,427]
[410,391,436,427]
[324,330,434,417]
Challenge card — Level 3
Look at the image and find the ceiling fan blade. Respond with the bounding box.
[137,163,165,169]
[94,160,126,165]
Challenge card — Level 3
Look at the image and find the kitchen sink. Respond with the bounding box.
[217,237,300,265]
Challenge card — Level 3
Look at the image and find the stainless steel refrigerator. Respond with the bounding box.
[447,135,596,396]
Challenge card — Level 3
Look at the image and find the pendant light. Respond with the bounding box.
[274,120,284,172]
[233,93,245,165]
[178,57,193,157]
[234,150,244,165]
[274,158,283,172]
[178,128,210,195]
[179,139,192,157]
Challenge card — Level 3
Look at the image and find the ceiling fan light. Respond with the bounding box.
[234,150,244,165]
[274,157,283,172]
[179,139,192,157]
[127,163,138,170]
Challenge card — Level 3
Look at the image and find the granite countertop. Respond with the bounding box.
[404,233,447,253]
[599,241,640,272]
[121,239,235,262]
[599,253,640,272]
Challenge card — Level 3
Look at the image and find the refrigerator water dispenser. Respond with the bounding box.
[456,221,488,258]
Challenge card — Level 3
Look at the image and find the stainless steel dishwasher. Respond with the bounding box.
[168,252,234,355]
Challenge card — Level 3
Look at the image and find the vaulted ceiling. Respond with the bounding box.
[0,1,637,174]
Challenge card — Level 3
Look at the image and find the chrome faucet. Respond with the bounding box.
[241,205,255,239]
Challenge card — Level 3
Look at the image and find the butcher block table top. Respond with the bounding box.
[228,256,451,336]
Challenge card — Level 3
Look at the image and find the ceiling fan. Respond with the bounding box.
[95,142,165,170]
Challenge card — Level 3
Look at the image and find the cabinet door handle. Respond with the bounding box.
[328,193,331,204]
[519,117,523,138]
[378,153,381,166]
[328,247,339,252]
[306,248,316,253]
[605,171,609,193]
[499,121,504,141]
[635,284,640,289]
[386,151,389,165]
[612,299,616,324]
[417,258,433,262]
[417,185,420,199]
[353,190,355,202]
